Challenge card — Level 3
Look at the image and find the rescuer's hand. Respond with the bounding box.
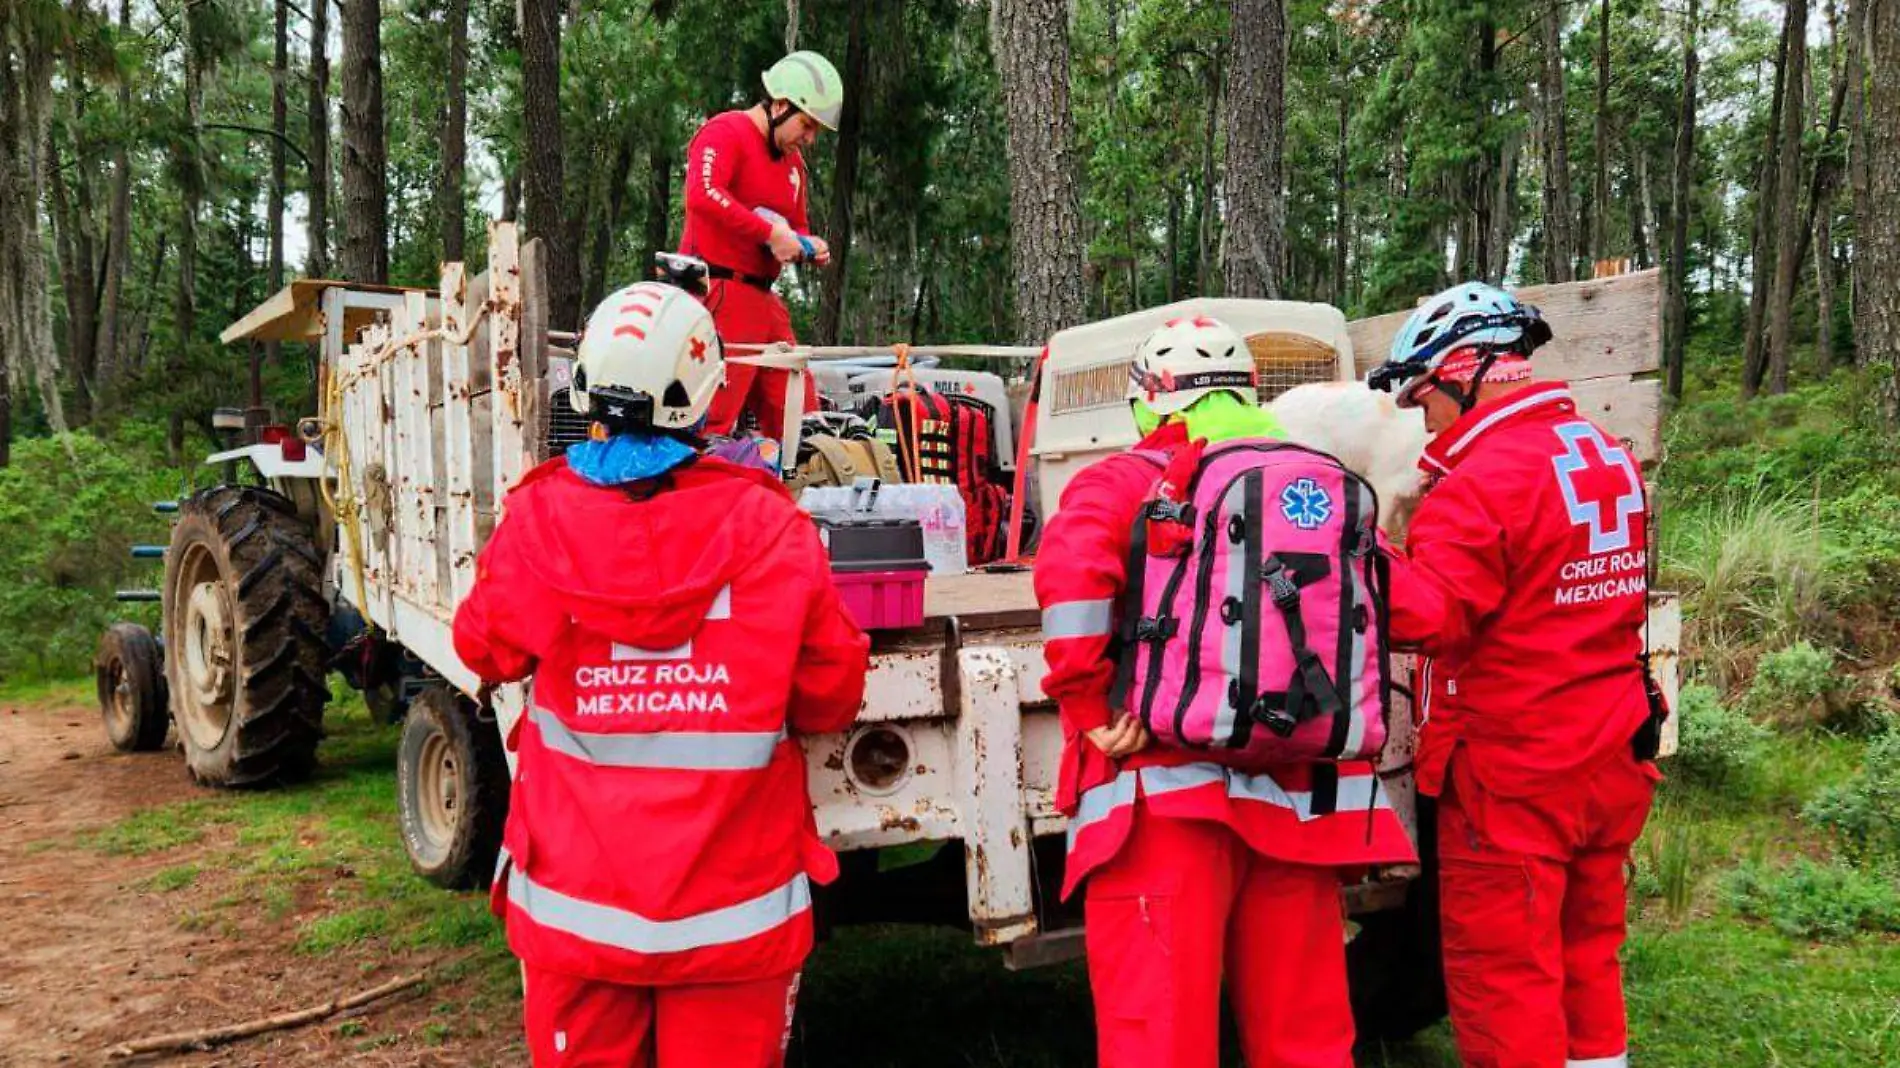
[1086,712,1152,759]
[768,223,808,264]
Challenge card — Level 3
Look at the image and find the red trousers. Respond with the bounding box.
[1437,749,1657,1068]
[702,279,818,440]
[522,966,799,1067]
[1084,807,1356,1068]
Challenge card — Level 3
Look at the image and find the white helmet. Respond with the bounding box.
[572,281,724,433]
[1127,314,1258,416]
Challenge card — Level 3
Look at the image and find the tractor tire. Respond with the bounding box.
[397,687,509,889]
[163,486,330,787]
[95,622,170,752]
[1348,794,1449,1043]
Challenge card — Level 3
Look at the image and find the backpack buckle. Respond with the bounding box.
[1133,616,1178,643]
[1144,499,1194,525]
[1261,559,1302,610]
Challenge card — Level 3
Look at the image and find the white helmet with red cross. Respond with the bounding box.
[572,281,724,434]
[1126,313,1258,416]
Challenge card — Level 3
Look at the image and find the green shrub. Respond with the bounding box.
[1803,732,1900,865]
[1661,493,1842,689]
[1746,642,1849,730]
[0,433,178,680]
[1673,684,1770,787]
[1720,859,1900,941]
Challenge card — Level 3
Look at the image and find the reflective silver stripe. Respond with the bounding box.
[1066,770,1138,848]
[1342,480,1374,756]
[1139,763,1224,797]
[508,865,811,955]
[533,707,785,770]
[1042,599,1115,640]
[1228,768,1390,821]
[1068,763,1390,848]
[1565,1057,1628,1068]
[1213,486,1249,745]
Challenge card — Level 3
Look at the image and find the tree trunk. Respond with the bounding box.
[584,133,635,313]
[1195,50,1221,296]
[1816,208,1835,372]
[49,127,97,423]
[1849,0,1868,332]
[267,0,287,371]
[1743,13,1793,398]
[1490,129,1520,284]
[644,144,672,268]
[1539,5,1576,283]
[816,0,868,346]
[1632,142,1657,270]
[1221,0,1286,299]
[340,0,388,283]
[1766,0,1809,396]
[439,0,469,264]
[1167,189,1181,303]
[1593,0,1611,263]
[96,0,133,412]
[306,0,330,277]
[1665,0,1699,400]
[990,0,1087,341]
[522,0,579,328]
[174,12,206,462]
[1861,0,1900,422]
[1334,84,1349,305]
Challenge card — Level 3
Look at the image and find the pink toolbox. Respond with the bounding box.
[818,518,930,630]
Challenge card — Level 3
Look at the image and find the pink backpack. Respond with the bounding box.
[1110,440,1390,766]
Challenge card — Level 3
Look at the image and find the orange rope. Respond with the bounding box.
[891,343,926,483]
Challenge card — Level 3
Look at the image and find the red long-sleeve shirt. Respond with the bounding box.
[678,110,811,283]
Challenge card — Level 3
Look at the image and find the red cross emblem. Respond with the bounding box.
[688,336,708,363]
[1551,423,1644,553]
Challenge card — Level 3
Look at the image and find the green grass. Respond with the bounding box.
[0,677,93,707]
[61,682,1900,1067]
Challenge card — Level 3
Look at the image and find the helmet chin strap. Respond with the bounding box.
[765,101,797,160]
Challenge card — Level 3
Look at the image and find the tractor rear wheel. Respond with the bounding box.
[163,486,330,787]
[95,622,170,752]
[397,686,509,888]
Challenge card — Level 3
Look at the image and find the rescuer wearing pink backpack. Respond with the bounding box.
[1034,315,1415,1068]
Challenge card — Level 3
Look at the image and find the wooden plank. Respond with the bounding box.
[925,570,1038,624]
[1570,376,1663,465]
[440,262,480,608]
[403,291,442,610]
[1347,269,1661,384]
[487,222,529,518]
[519,237,550,464]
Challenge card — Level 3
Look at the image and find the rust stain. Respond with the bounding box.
[824,751,846,772]
[1009,827,1023,850]
[875,805,920,833]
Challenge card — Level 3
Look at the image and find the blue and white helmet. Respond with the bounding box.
[1365,282,1551,397]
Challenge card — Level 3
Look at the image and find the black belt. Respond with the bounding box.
[705,264,777,292]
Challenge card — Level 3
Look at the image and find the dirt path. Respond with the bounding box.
[0,696,526,1068]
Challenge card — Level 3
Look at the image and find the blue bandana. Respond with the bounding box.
[566,433,697,486]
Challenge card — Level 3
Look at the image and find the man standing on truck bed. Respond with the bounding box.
[453,280,869,1067]
[1367,282,1661,1068]
[678,50,842,441]
[1034,315,1416,1068]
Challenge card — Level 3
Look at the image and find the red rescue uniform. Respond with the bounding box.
[453,455,869,1068]
[679,110,820,440]
[1385,381,1657,1068]
[1035,421,1416,1068]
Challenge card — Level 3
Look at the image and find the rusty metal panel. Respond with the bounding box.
[439,262,479,608]
[487,222,530,512]
[951,646,1037,946]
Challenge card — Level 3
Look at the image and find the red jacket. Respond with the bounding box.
[1386,382,1652,800]
[1034,424,1416,900]
[679,110,811,284]
[453,456,869,986]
